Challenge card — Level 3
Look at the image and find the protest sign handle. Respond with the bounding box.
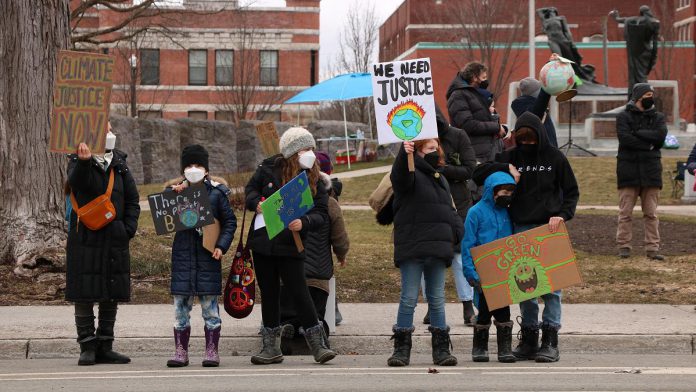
[292,231,304,253]
[407,152,415,172]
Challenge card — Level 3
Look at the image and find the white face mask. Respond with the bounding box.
[298,150,316,169]
[105,131,116,150]
[184,167,206,184]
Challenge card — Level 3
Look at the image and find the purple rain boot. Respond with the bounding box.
[202,326,221,367]
[166,327,190,368]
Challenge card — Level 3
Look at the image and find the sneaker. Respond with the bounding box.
[646,251,665,261]
[618,247,630,259]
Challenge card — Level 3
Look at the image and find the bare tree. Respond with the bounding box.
[0,0,70,276]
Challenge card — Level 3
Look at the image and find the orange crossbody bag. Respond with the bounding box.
[70,169,116,232]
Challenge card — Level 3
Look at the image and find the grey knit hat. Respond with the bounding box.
[519,77,542,97]
[631,83,654,102]
[279,127,316,158]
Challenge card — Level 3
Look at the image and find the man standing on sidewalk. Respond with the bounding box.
[615,83,667,260]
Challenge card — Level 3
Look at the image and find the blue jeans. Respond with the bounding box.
[397,259,447,329]
[173,295,221,330]
[421,252,473,302]
[514,223,562,330]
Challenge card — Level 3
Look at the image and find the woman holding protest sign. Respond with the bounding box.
[65,125,140,367]
[387,138,464,367]
[244,127,336,365]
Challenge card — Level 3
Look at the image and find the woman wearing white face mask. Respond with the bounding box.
[166,144,238,368]
[245,127,336,365]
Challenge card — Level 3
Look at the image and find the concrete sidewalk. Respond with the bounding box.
[1,304,694,359]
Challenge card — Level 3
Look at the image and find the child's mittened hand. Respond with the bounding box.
[212,248,223,260]
[288,219,303,232]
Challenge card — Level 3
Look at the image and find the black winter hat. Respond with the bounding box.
[631,83,654,102]
[513,111,544,135]
[181,144,209,173]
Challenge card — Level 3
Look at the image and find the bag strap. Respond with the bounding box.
[69,168,115,211]
[237,210,248,249]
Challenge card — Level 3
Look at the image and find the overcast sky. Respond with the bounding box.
[247,0,405,79]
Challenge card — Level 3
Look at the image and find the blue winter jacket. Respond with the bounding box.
[170,179,237,296]
[461,171,516,283]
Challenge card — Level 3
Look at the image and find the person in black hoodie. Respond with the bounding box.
[615,83,667,260]
[472,111,579,364]
[446,62,507,162]
[245,127,336,365]
[387,138,464,368]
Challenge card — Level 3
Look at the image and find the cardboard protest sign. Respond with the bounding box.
[470,222,582,311]
[147,183,214,235]
[50,50,115,154]
[261,171,314,240]
[370,58,439,145]
[255,121,280,157]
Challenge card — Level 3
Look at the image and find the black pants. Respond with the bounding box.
[476,294,510,325]
[280,286,329,334]
[74,301,118,343]
[254,253,319,329]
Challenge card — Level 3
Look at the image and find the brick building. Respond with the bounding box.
[70,0,320,121]
[379,0,696,124]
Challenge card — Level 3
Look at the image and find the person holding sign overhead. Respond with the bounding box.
[65,125,140,366]
[244,127,336,365]
[387,138,464,367]
[165,145,237,368]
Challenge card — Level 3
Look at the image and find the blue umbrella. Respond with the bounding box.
[285,72,373,169]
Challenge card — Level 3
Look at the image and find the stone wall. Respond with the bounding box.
[109,115,368,184]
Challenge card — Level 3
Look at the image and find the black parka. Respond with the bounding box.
[65,150,140,303]
[616,103,667,189]
[390,146,464,267]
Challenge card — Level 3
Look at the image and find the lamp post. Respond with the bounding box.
[129,54,137,117]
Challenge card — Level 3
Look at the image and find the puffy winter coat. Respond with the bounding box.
[616,103,668,189]
[461,172,516,283]
[446,74,501,161]
[390,146,464,267]
[169,178,237,296]
[65,150,140,302]
[245,155,329,259]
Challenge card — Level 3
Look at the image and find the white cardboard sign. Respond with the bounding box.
[371,58,438,145]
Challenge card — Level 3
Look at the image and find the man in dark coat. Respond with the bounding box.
[511,77,559,148]
[66,136,140,366]
[446,62,506,162]
[615,83,667,260]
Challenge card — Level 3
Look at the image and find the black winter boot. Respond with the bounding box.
[95,302,130,364]
[463,301,476,326]
[251,327,283,365]
[75,303,96,366]
[535,324,560,363]
[78,339,97,366]
[472,324,490,362]
[494,321,516,363]
[429,326,457,366]
[387,326,414,367]
[512,318,539,361]
[304,323,337,364]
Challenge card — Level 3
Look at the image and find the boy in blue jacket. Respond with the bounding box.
[461,171,516,363]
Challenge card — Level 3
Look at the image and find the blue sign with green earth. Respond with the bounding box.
[261,171,314,240]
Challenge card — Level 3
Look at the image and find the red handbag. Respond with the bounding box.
[223,211,256,319]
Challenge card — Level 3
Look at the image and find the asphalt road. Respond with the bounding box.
[1,354,695,391]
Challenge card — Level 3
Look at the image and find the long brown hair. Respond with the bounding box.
[414,138,446,167]
[281,153,321,196]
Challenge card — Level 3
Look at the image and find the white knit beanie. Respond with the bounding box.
[279,127,316,158]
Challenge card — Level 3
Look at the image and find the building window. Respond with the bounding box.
[257,111,281,121]
[140,49,160,85]
[260,50,278,86]
[215,111,235,122]
[216,50,234,86]
[678,0,691,9]
[188,111,208,120]
[138,110,162,119]
[189,50,208,86]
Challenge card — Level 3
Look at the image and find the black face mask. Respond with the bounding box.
[479,79,490,90]
[518,144,537,154]
[424,151,440,168]
[641,98,655,110]
[495,195,513,208]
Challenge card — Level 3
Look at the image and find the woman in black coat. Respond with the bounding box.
[244,127,336,365]
[387,139,464,368]
[66,138,140,366]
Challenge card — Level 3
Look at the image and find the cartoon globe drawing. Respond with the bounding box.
[389,102,425,140]
[539,60,575,96]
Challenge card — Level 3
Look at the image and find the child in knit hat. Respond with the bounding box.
[245,127,337,365]
[166,144,237,368]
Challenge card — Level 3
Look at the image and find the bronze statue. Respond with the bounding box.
[609,6,660,94]
[537,7,597,83]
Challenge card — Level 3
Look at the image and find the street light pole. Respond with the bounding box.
[129,54,137,117]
